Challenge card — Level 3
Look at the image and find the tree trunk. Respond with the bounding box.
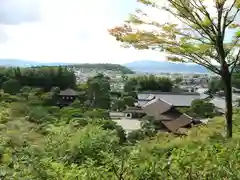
[222,72,233,138]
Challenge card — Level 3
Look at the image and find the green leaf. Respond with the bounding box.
[235,0,240,9]
[202,17,212,27]
[235,31,240,37]
[229,24,240,29]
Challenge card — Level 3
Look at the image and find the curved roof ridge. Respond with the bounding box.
[142,96,173,108]
[182,113,194,120]
[140,91,200,95]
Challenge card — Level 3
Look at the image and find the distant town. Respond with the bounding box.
[73,66,214,91]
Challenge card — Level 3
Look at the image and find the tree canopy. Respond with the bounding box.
[124,75,173,92]
[109,0,240,137]
[0,66,76,91]
[109,0,240,74]
[87,74,111,109]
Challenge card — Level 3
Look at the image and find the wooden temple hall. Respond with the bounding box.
[123,97,199,134]
[58,88,79,107]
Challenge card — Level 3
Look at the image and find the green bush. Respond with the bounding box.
[127,129,146,143]
[0,93,22,103]
[83,109,109,119]
[2,79,21,95]
[28,106,56,124]
[47,124,120,165]
[178,99,216,118]
[9,102,30,117]
[100,119,126,144]
[59,107,83,121]
[190,99,215,118]
[70,118,89,127]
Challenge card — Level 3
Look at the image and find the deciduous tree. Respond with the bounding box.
[208,77,224,95]
[87,74,111,109]
[109,0,240,137]
[2,79,21,95]
[190,99,215,118]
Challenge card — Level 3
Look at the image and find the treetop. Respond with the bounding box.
[109,0,240,75]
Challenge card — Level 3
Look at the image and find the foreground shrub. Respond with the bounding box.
[99,119,126,144]
[46,124,119,165]
[2,79,21,95]
[83,109,110,119]
[127,129,146,143]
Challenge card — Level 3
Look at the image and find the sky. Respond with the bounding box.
[0,0,168,64]
[0,0,237,64]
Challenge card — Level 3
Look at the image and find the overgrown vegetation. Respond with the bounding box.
[4,0,240,177]
[0,66,76,91]
[0,64,239,178]
[1,92,240,179]
[124,75,173,92]
[178,99,217,118]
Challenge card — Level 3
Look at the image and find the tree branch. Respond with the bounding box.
[225,6,240,27]
[170,0,216,42]
[197,0,218,33]
[223,0,236,26]
[168,45,221,74]
[230,48,240,74]
[164,8,212,42]
[225,38,240,57]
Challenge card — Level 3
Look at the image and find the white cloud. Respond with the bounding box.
[0,0,40,24]
[0,0,167,64]
[3,0,235,65]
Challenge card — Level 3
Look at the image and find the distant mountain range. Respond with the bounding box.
[0,59,209,74]
[124,60,209,74]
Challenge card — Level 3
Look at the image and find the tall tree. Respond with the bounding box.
[109,0,240,137]
[87,74,111,109]
[0,66,76,91]
[124,75,173,92]
[208,77,224,95]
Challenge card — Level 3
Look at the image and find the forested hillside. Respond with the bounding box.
[0,60,135,74]
[68,63,135,74]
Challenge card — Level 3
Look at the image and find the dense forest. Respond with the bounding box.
[0,66,76,92]
[124,75,173,92]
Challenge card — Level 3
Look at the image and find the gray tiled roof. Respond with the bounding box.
[59,88,78,96]
[138,92,201,107]
[210,96,239,110]
[232,93,240,101]
[136,100,149,107]
[210,97,225,110]
[138,94,151,100]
